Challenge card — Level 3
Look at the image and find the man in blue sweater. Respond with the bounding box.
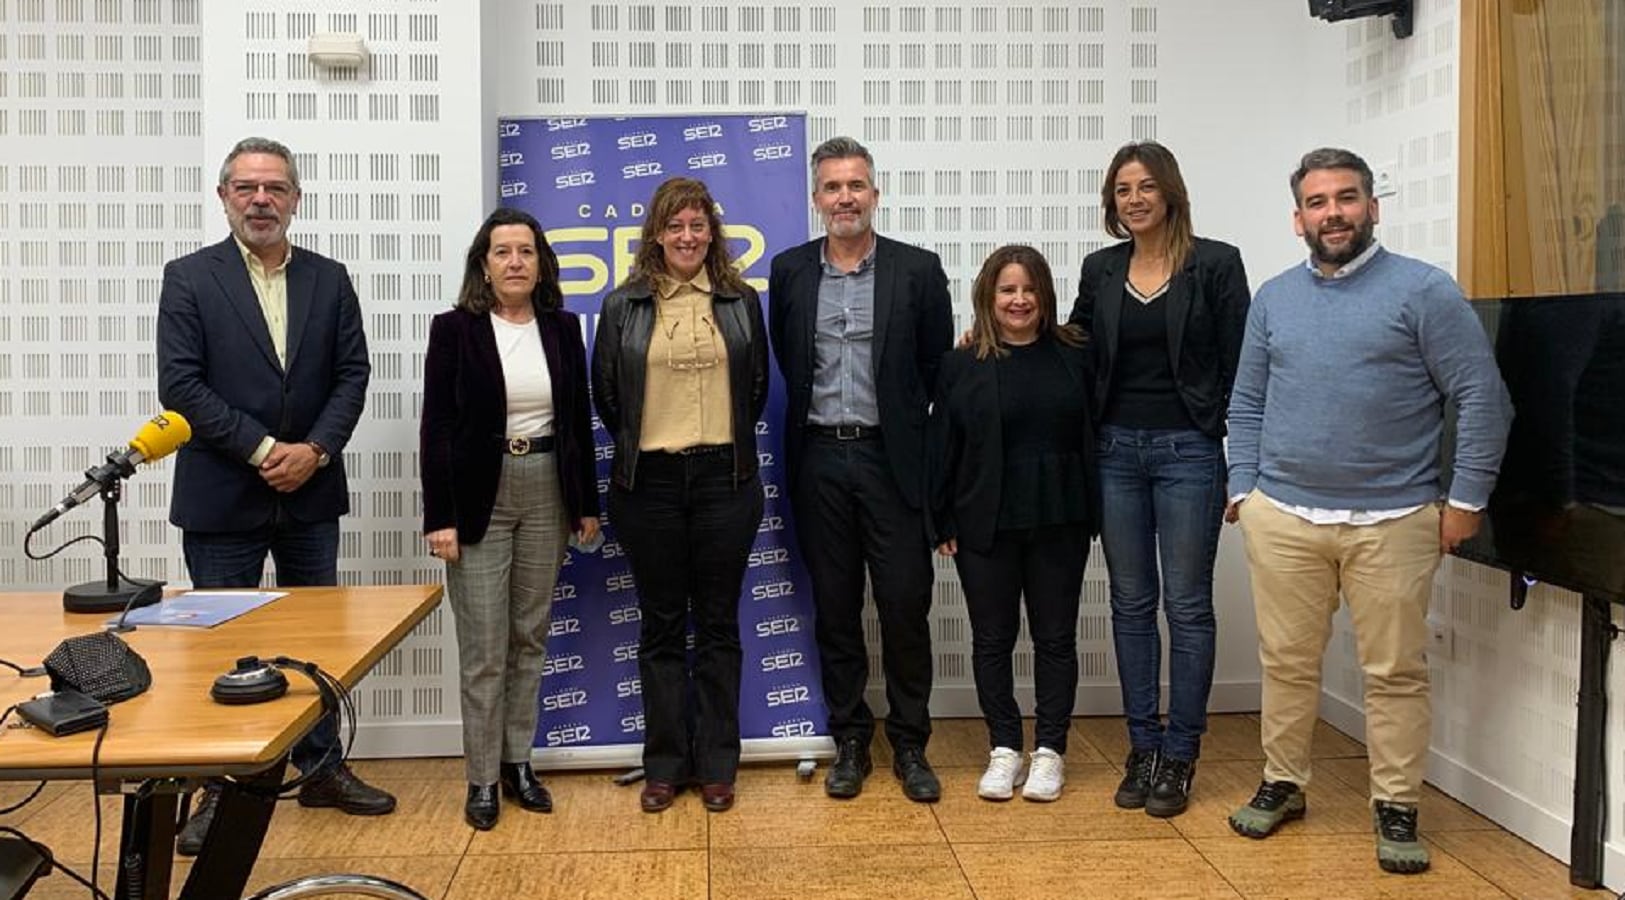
[1223,148,1510,874]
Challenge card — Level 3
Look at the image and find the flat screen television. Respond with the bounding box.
[1444,291,1625,604]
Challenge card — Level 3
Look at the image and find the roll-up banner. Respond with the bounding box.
[497,113,831,769]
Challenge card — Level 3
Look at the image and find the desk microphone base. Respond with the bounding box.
[63,577,162,616]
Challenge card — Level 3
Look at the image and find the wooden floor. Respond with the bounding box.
[4,714,1611,899]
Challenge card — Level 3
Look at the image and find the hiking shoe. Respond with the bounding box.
[977,747,1028,801]
[1228,780,1306,838]
[1145,756,1195,818]
[1021,748,1065,802]
[1113,748,1159,809]
[1373,800,1430,874]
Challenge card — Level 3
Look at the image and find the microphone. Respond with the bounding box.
[30,411,193,533]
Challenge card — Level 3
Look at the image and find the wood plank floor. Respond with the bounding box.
[4,714,1611,899]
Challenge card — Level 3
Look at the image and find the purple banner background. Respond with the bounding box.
[497,114,827,758]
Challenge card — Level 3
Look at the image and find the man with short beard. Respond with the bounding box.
[157,137,390,856]
[1221,147,1510,874]
[768,136,953,802]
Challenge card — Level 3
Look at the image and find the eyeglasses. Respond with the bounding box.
[662,314,721,372]
[227,180,297,200]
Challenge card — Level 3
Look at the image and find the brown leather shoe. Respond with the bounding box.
[640,780,677,813]
[296,762,397,815]
[700,782,735,813]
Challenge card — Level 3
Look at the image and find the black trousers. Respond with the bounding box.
[794,433,935,749]
[609,450,763,784]
[954,524,1090,754]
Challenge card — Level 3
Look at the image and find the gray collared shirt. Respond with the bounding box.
[808,237,880,426]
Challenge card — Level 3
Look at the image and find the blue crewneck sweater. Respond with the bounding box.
[1226,247,1511,510]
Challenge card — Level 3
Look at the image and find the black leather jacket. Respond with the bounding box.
[591,276,769,490]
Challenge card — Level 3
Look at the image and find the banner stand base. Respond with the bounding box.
[533,735,834,773]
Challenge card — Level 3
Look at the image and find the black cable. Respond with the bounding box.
[0,781,45,816]
[89,718,108,900]
[0,826,112,900]
[0,710,114,899]
[21,526,105,561]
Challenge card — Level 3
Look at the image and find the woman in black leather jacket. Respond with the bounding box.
[591,176,768,814]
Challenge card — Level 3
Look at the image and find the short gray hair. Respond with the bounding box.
[810,136,875,184]
[218,137,301,189]
[1289,147,1372,204]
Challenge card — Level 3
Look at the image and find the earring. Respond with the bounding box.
[483,272,491,283]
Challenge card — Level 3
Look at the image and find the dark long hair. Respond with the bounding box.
[626,177,750,296]
[1101,141,1196,273]
[969,245,1084,360]
[455,207,563,314]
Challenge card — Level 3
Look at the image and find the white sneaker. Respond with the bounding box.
[977,747,1028,801]
[1022,748,1065,802]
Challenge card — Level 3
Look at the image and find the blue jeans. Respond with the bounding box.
[182,518,342,776]
[1096,425,1224,761]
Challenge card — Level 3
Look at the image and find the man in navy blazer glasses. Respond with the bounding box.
[157,137,392,855]
[769,137,954,802]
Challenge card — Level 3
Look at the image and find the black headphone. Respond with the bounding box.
[209,655,351,794]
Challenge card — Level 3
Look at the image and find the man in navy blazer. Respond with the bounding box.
[768,137,954,802]
[157,137,391,856]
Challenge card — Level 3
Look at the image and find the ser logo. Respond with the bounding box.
[498,121,521,137]
[554,171,595,190]
[549,142,591,161]
[499,181,529,198]
[545,117,587,131]
[763,483,780,500]
[616,132,658,150]
[544,723,592,746]
[765,685,812,708]
[747,116,789,133]
[750,580,795,601]
[683,123,723,141]
[756,451,775,468]
[748,547,790,568]
[498,151,525,167]
[612,641,640,663]
[547,615,581,637]
[757,514,784,534]
[771,719,817,738]
[540,688,588,711]
[608,604,642,626]
[752,144,793,162]
[621,161,664,180]
[605,572,637,593]
[620,713,645,733]
[760,650,804,672]
[551,582,577,601]
[615,677,642,698]
[540,653,584,676]
[754,616,800,638]
[687,152,728,170]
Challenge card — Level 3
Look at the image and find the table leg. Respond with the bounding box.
[1569,593,1614,888]
[111,779,180,900]
[178,758,288,900]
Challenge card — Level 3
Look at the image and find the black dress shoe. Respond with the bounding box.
[700,782,735,812]
[641,780,677,813]
[824,736,872,799]
[499,762,553,813]
[297,762,397,815]
[465,783,499,830]
[892,746,941,802]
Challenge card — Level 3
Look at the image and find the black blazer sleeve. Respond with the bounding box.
[745,285,771,424]
[556,310,601,522]
[1203,241,1251,411]
[591,291,625,437]
[419,313,461,534]
[926,351,968,545]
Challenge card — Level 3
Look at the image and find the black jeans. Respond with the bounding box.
[794,433,935,750]
[609,449,763,784]
[954,524,1090,754]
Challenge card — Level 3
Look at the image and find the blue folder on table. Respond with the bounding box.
[107,591,286,628]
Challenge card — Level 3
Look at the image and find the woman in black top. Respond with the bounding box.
[1070,142,1250,818]
[930,245,1099,803]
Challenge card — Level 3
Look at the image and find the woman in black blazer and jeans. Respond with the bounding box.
[421,208,601,829]
[593,177,768,814]
[1070,142,1250,818]
[930,245,1099,803]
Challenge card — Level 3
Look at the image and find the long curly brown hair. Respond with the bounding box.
[626,177,749,296]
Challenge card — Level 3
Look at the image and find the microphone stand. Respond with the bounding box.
[61,476,164,622]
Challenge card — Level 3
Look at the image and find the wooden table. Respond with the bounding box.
[0,585,443,899]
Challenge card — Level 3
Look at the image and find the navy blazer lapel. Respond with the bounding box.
[283,251,314,373]
[871,237,895,383]
[1163,256,1198,375]
[208,238,282,373]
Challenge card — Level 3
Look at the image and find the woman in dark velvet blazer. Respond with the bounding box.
[420,207,600,830]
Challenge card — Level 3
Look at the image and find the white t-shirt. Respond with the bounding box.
[491,314,554,438]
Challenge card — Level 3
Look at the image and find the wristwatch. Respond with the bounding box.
[307,440,331,468]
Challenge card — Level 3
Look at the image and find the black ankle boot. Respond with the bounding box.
[499,762,553,813]
[465,783,499,830]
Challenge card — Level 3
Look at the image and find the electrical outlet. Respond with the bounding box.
[1426,617,1453,661]
[1373,160,1398,198]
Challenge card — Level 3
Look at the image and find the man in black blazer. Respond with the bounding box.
[768,137,954,801]
[157,137,391,856]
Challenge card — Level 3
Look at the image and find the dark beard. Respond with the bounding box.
[1306,217,1375,269]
